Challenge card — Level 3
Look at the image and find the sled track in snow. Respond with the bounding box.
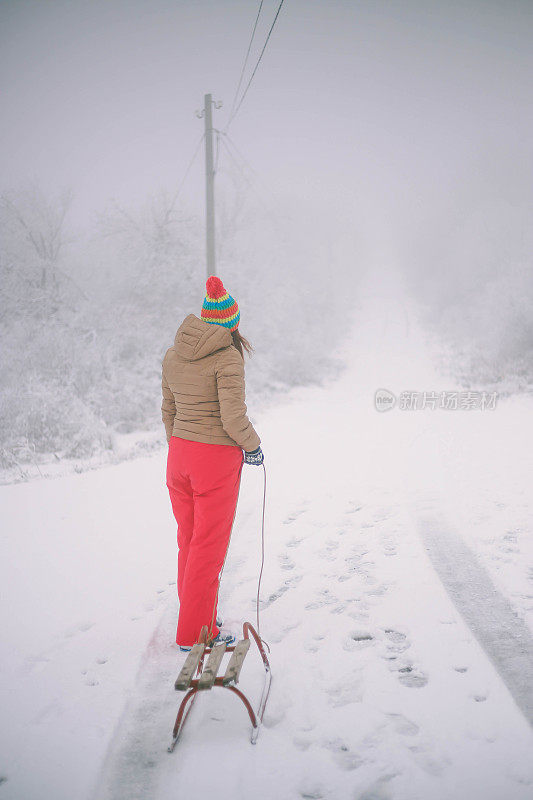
[419,514,533,728]
[92,606,178,800]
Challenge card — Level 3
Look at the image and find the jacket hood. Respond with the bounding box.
[174,314,232,361]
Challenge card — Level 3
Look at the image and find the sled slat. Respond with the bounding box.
[175,644,205,691]
[222,639,250,686]
[198,644,226,690]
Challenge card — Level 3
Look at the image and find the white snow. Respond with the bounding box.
[1,272,533,800]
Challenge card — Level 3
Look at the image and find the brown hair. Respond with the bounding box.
[231,329,254,359]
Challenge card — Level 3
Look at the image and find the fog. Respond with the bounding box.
[1,0,532,469]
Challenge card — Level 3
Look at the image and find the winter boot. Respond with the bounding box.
[179,630,235,653]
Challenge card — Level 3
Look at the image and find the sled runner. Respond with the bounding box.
[168,621,272,752]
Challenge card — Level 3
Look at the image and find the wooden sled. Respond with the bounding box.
[168,622,272,752]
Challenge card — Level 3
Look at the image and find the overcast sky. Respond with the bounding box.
[1,0,532,237]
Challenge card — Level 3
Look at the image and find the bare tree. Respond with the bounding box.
[0,184,81,319]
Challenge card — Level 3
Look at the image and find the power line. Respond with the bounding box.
[216,131,286,228]
[218,133,254,189]
[224,0,286,132]
[221,132,259,180]
[217,134,280,228]
[214,129,221,175]
[226,1,265,126]
[169,132,206,211]
[220,131,280,209]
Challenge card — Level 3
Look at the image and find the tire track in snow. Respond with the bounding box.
[92,605,178,800]
[418,514,533,728]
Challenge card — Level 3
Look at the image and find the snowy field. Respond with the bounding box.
[1,273,533,800]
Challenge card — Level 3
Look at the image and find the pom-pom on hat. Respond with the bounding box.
[201,276,240,331]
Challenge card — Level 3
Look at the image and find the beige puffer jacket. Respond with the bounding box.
[161,314,260,452]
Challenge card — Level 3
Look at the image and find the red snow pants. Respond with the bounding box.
[166,436,244,647]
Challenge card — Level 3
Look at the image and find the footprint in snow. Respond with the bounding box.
[82,659,107,685]
[286,574,304,587]
[293,735,312,751]
[498,531,520,554]
[263,575,303,607]
[278,553,295,571]
[304,633,326,653]
[305,588,338,610]
[396,666,429,688]
[364,582,388,597]
[286,535,304,549]
[268,621,300,644]
[340,556,375,584]
[318,540,340,563]
[381,629,428,687]
[299,783,325,800]
[349,608,371,622]
[317,550,336,563]
[407,744,449,776]
[326,679,362,707]
[343,630,375,652]
[64,621,94,638]
[381,536,398,557]
[346,552,374,569]
[351,546,371,558]
[330,604,347,615]
[386,712,420,737]
[345,503,363,515]
[262,585,289,606]
[356,787,393,800]
[322,737,363,771]
[283,508,308,525]
[25,655,50,675]
[383,628,409,652]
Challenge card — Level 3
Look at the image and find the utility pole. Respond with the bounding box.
[197,93,222,278]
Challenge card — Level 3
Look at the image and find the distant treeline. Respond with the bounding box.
[0,185,353,473]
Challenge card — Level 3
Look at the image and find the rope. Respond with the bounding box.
[256,463,267,641]
[224,0,286,132]
[207,458,269,653]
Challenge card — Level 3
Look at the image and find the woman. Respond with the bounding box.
[162,276,264,651]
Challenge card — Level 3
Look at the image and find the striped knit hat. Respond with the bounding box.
[201,276,240,331]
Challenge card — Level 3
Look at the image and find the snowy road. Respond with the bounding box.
[2,271,533,800]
